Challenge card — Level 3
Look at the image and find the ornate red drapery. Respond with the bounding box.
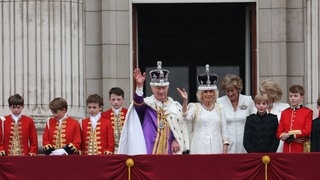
[0,153,319,180]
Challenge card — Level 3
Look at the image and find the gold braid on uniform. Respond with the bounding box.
[152,105,169,154]
[85,123,101,155]
[112,110,125,153]
[10,121,23,155]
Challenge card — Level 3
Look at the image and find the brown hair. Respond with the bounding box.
[8,94,24,107]
[49,97,68,113]
[289,84,305,96]
[109,87,125,98]
[87,94,104,107]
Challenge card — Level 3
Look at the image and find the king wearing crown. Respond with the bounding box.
[119,61,189,155]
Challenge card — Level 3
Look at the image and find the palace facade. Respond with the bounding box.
[0,0,319,145]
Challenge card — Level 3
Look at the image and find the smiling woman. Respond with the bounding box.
[217,74,256,154]
[179,64,229,154]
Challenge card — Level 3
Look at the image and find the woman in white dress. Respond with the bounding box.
[217,74,256,153]
[178,65,229,154]
[259,79,290,152]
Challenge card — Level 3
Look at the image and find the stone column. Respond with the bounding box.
[0,0,85,144]
[101,0,131,108]
[305,0,319,108]
[258,0,288,101]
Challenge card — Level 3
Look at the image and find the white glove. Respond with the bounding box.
[50,149,68,155]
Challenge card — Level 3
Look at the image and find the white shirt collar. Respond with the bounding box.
[90,113,101,129]
[11,114,22,123]
[112,107,121,116]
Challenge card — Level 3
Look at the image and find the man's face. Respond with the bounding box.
[10,105,23,116]
[109,94,125,109]
[151,85,169,102]
[87,102,102,116]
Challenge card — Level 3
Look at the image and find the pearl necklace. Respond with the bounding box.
[202,104,214,111]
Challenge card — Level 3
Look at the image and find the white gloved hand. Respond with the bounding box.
[50,149,68,155]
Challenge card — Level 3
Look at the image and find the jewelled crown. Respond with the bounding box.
[198,64,218,90]
[149,61,170,86]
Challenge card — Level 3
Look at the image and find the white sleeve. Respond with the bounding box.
[135,87,144,96]
[184,103,197,122]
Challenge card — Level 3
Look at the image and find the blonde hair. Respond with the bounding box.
[220,74,243,92]
[196,89,219,103]
[260,79,283,102]
[254,94,269,104]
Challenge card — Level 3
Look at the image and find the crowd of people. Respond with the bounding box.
[0,61,319,155]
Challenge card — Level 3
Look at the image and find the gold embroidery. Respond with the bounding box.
[85,123,102,155]
[53,118,67,149]
[152,105,169,154]
[112,111,125,152]
[10,122,22,156]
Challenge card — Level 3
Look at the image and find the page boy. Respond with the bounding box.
[277,84,313,153]
[0,94,38,156]
[42,97,81,155]
[80,94,114,155]
[101,87,127,154]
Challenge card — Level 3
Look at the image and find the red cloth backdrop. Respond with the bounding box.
[1,153,320,180]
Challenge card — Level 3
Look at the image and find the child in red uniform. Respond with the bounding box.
[80,94,114,155]
[101,87,127,154]
[277,84,313,153]
[42,97,81,155]
[0,94,38,156]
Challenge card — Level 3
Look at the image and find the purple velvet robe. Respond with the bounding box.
[134,93,174,154]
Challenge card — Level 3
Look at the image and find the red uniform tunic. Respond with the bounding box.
[80,117,115,155]
[42,116,81,155]
[0,115,38,156]
[101,108,127,153]
[277,106,313,152]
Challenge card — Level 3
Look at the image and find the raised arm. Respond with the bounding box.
[134,68,146,88]
[177,88,188,113]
